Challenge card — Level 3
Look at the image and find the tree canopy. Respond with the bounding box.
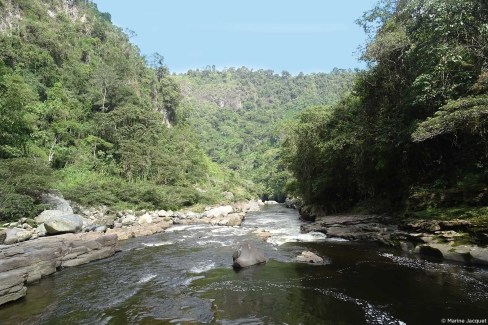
[284,0,488,216]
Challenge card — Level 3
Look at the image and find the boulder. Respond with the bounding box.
[296,251,324,264]
[94,226,107,233]
[96,214,116,228]
[253,229,272,242]
[414,243,471,263]
[44,214,83,234]
[157,210,171,218]
[4,228,32,245]
[240,200,260,212]
[15,229,33,243]
[41,192,73,213]
[138,214,153,225]
[36,224,47,237]
[225,213,244,227]
[232,242,266,269]
[24,218,36,227]
[204,205,233,218]
[35,210,66,225]
[470,247,488,265]
[121,215,137,226]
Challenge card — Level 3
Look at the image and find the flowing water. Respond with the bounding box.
[1,205,487,324]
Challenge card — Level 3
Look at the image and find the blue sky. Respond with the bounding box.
[93,0,377,74]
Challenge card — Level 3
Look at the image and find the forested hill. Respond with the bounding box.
[175,68,355,201]
[284,0,488,220]
[0,0,254,221]
[0,0,355,222]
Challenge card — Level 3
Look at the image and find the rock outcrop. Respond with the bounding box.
[0,232,117,306]
[299,212,488,266]
[301,214,398,245]
[232,242,266,269]
[296,251,324,264]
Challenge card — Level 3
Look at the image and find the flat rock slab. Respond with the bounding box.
[0,232,118,306]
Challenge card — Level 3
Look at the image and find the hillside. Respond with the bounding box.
[0,0,252,221]
[175,68,355,201]
[0,0,355,221]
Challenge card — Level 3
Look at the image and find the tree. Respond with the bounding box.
[0,68,36,158]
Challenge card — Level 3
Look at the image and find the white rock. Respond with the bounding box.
[204,205,233,218]
[138,214,153,225]
[36,224,47,237]
[296,251,324,264]
[121,215,137,226]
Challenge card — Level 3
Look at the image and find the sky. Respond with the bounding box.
[93,0,377,74]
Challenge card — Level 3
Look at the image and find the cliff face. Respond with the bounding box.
[0,232,117,306]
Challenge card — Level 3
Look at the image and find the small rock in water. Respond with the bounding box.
[232,241,266,269]
[253,229,272,242]
[296,251,324,264]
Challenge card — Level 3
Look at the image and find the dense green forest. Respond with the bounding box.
[283,0,488,220]
[3,0,484,224]
[0,0,354,222]
[0,0,255,221]
[175,68,355,201]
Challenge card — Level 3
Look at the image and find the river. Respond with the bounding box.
[0,205,487,324]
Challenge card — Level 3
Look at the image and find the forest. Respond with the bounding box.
[0,0,247,221]
[0,0,353,221]
[176,67,354,202]
[283,0,488,221]
[1,0,487,225]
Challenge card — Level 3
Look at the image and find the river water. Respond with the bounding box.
[1,205,487,324]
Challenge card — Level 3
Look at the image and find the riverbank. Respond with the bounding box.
[0,198,264,306]
[295,205,488,266]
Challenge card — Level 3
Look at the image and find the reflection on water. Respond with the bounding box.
[0,205,487,324]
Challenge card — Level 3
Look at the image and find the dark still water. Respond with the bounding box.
[1,205,487,324]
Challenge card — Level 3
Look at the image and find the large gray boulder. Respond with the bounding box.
[470,247,488,265]
[44,214,83,234]
[232,242,266,269]
[41,192,73,213]
[35,210,66,225]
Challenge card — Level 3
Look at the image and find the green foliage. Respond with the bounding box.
[0,158,53,221]
[285,0,488,216]
[0,0,250,213]
[412,96,488,142]
[176,68,355,201]
[0,68,36,158]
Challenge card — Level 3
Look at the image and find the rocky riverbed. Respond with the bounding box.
[294,203,488,267]
[0,193,266,306]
